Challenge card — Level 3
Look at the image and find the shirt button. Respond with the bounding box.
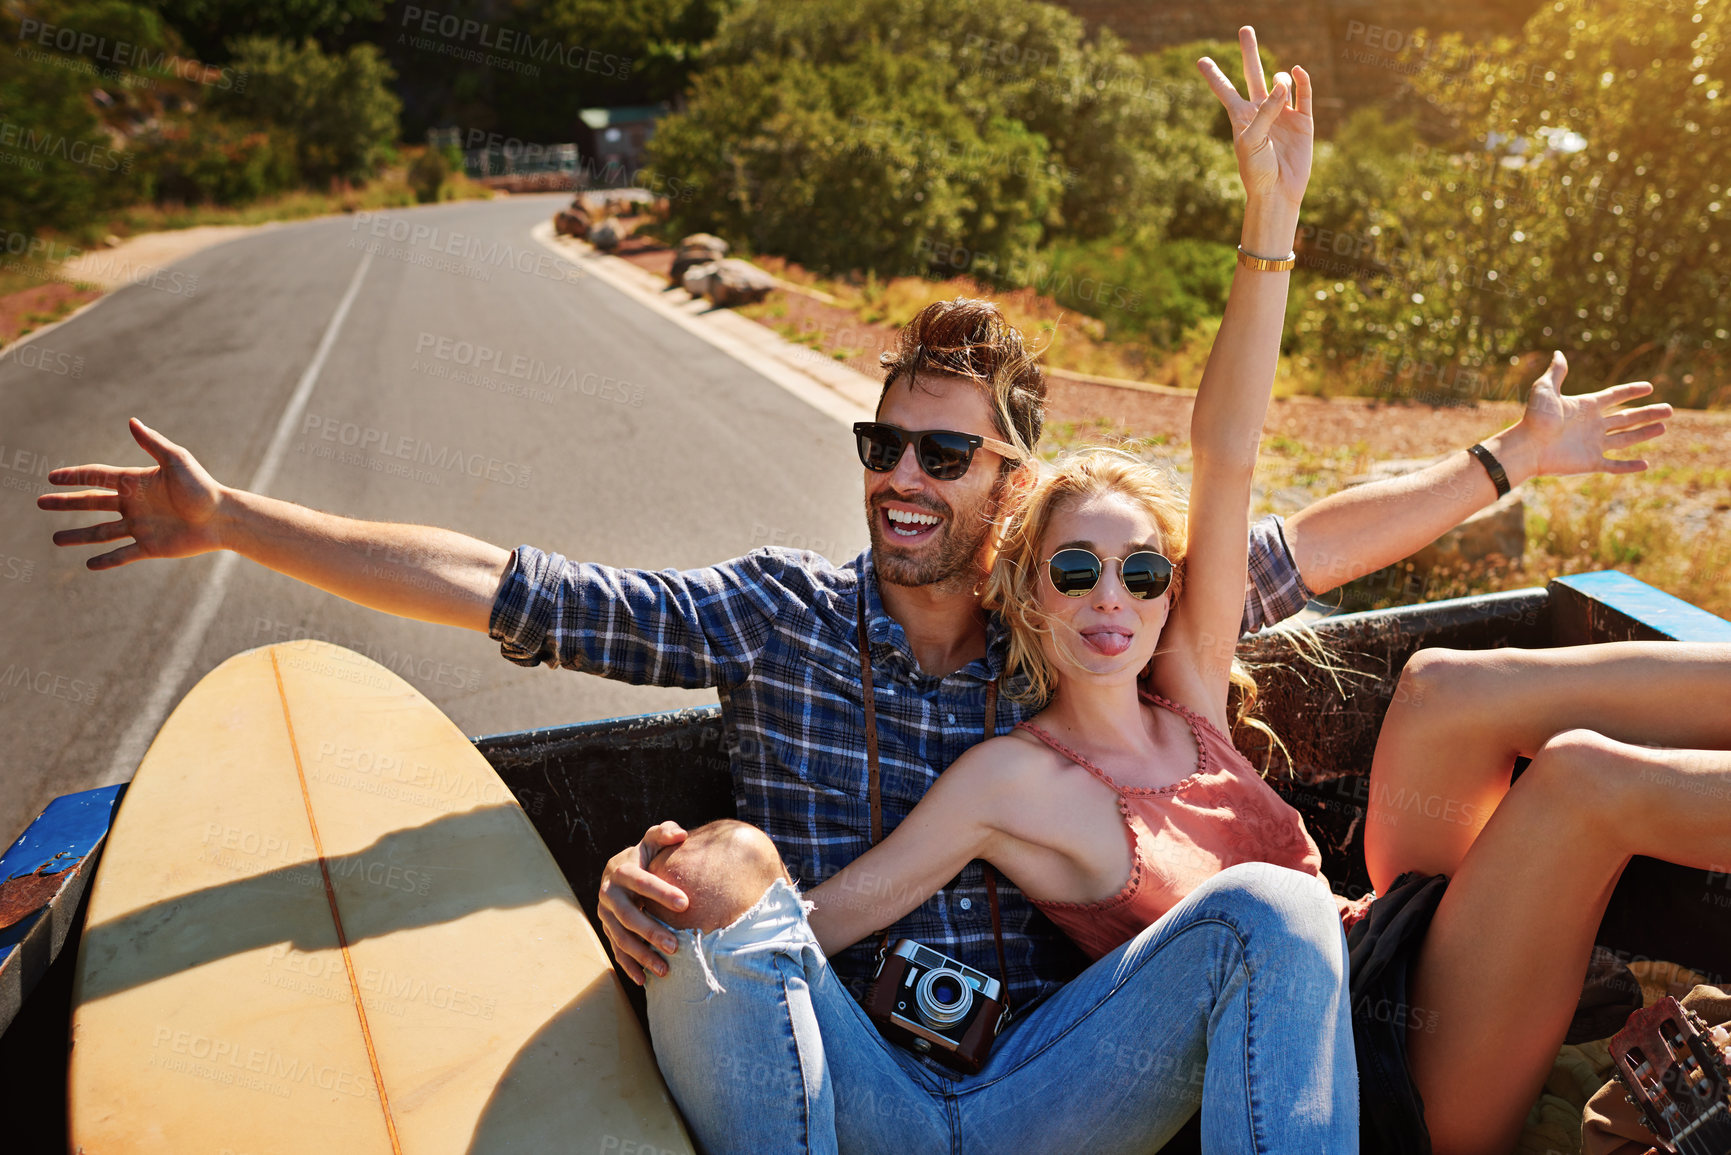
[946,713,956,724]
[958,898,972,911]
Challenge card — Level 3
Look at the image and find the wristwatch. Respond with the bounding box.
[1236,244,1297,272]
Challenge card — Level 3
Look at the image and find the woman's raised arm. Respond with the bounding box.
[1155,27,1312,730]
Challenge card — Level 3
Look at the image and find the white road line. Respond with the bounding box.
[101,250,375,785]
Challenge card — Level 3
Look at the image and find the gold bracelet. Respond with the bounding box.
[1236,244,1296,272]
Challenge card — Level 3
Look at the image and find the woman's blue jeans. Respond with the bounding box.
[645,860,1357,1154]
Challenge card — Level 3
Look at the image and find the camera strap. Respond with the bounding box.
[857,582,1011,1011]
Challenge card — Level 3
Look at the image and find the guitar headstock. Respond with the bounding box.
[1611,996,1731,1155]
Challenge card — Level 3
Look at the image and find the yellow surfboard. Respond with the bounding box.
[68,641,693,1154]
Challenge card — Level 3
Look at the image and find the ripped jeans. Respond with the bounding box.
[644,861,1357,1155]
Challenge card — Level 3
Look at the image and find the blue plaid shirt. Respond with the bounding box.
[489,515,1311,1009]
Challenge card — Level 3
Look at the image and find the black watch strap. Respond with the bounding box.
[1467,443,1511,498]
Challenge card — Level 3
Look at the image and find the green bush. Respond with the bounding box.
[646,0,1247,281]
[407,146,456,203]
[212,36,400,184]
[649,48,1060,276]
[1037,234,1236,347]
[134,118,297,205]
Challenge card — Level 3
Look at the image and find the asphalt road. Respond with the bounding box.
[0,194,869,844]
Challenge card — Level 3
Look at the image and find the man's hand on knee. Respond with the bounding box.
[643,820,792,935]
[599,821,691,984]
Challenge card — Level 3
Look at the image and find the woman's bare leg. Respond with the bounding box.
[1364,642,1731,891]
[1400,731,1731,1155]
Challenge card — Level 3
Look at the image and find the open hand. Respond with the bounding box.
[1197,27,1314,210]
[1520,351,1671,476]
[37,419,226,569]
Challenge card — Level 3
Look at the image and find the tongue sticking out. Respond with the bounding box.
[1081,630,1132,657]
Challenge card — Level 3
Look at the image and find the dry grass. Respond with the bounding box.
[736,257,1230,385]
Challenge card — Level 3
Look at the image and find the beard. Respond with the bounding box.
[866,479,1005,590]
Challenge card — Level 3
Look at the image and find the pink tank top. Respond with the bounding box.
[1016,691,1369,960]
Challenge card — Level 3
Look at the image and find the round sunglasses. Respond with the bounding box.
[1045,548,1174,600]
[853,422,1022,482]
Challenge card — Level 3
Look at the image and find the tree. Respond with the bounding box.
[147,0,387,62]
[650,48,1059,276]
[1295,0,1731,407]
[0,1,157,236]
[647,0,1261,289]
[213,37,401,184]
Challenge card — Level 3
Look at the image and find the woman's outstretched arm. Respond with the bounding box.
[1157,27,1312,729]
[804,738,1039,956]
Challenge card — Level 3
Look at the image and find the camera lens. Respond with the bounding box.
[915,967,973,1026]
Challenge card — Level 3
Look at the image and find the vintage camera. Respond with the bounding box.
[864,939,1009,1075]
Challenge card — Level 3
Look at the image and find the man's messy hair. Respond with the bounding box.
[878,298,1048,465]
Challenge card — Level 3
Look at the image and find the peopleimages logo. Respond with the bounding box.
[0,120,131,173]
[398,6,630,78]
[16,18,247,90]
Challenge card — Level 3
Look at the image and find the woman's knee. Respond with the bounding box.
[1193,863,1345,969]
[1391,647,1484,713]
[1515,727,1643,836]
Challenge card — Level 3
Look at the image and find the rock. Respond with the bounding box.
[1410,490,1527,571]
[587,218,623,251]
[703,258,776,307]
[681,260,719,298]
[669,233,729,287]
[554,207,589,237]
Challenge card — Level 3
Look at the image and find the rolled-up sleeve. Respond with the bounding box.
[488,545,795,688]
[1241,515,1315,635]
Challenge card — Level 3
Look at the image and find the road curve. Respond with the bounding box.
[0,194,868,842]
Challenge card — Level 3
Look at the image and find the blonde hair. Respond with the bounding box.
[982,448,1287,770]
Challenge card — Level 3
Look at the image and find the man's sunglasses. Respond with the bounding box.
[1045,549,1174,600]
[853,422,1022,482]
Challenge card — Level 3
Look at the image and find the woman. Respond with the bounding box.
[806,439,1731,1154]
[798,62,1731,1155]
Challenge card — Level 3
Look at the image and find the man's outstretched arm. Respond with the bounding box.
[37,418,511,632]
[1277,350,1670,602]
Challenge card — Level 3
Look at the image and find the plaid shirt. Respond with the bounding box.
[490,514,1310,1010]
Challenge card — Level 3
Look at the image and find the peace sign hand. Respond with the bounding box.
[1196,26,1314,211]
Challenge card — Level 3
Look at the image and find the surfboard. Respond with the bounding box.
[68,640,693,1154]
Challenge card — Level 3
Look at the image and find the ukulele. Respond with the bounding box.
[1611,996,1731,1155]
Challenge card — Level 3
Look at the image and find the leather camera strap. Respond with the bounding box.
[857,583,1009,1009]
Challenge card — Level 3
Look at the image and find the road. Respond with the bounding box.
[0,194,869,843]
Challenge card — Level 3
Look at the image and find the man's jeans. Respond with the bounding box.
[646,861,1357,1154]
